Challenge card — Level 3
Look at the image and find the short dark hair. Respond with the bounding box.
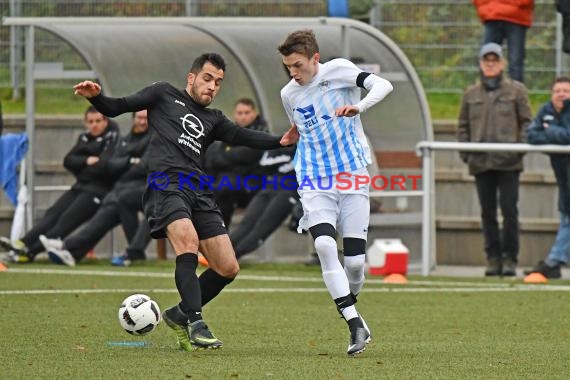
[277,29,319,59]
[234,97,256,109]
[84,105,105,119]
[190,53,226,74]
[552,76,570,88]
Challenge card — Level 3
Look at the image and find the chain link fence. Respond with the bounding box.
[0,0,329,94]
[373,0,561,94]
[0,0,566,95]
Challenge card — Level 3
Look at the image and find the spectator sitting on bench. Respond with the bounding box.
[229,145,298,260]
[204,98,268,227]
[0,106,120,263]
[40,110,152,267]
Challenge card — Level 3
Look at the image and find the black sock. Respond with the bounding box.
[347,316,364,330]
[199,268,234,306]
[175,253,202,322]
[334,294,355,312]
[350,292,358,304]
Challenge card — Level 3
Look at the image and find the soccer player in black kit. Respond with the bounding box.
[73,53,286,351]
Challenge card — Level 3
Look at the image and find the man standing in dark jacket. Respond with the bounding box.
[205,98,268,227]
[525,76,570,279]
[0,106,119,262]
[40,110,151,267]
[457,43,532,276]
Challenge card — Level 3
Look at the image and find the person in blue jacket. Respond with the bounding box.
[525,76,570,279]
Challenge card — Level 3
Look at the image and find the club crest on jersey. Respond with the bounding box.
[295,105,319,129]
[318,80,330,92]
[180,114,205,139]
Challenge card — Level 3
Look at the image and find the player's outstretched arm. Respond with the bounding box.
[280,125,299,145]
[73,80,154,118]
[73,80,101,99]
[230,127,283,149]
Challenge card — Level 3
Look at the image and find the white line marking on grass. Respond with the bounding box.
[2,285,570,296]
[5,268,172,278]
[0,288,177,295]
[3,268,520,288]
[5,268,570,290]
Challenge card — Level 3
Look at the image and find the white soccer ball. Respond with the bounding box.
[118,294,161,336]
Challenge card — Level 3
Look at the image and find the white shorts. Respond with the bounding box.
[297,167,370,240]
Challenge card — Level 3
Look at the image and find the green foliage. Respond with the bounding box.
[0,1,561,115]
[349,0,374,18]
[1,86,89,114]
[1,1,563,94]
[6,0,327,17]
[0,87,551,120]
[379,1,560,93]
[427,92,551,120]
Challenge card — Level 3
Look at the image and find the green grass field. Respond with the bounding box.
[1,261,570,379]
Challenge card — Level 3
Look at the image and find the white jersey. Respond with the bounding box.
[280,58,391,182]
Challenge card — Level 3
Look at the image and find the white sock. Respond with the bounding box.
[315,236,351,299]
[341,305,358,321]
[344,255,366,296]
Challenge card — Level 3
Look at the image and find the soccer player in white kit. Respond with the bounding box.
[278,29,393,356]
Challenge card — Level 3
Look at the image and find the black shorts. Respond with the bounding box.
[142,185,227,240]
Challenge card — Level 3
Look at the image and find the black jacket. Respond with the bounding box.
[106,128,151,187]
[102,127,151,205]
[257,145,296,178]
[64,120,120,197]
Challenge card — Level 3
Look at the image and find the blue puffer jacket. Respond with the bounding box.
[527,99,570,213]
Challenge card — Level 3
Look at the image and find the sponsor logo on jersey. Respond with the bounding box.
[295,105,320,129]
[180,114,204,139]
[178,113,204,155]
[295,104,333,128]
[174,99,186,107]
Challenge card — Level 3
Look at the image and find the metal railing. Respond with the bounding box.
[415,141,570,276]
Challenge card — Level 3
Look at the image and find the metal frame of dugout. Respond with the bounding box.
[2,17,433,273]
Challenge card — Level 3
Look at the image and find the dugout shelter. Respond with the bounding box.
[3,16,433,272]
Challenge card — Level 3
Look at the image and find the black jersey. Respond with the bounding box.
[89,81,281,178]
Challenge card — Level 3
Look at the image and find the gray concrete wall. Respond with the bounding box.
[1,117,560,266]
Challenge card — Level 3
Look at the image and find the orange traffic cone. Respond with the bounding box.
[86,249,97,260]
[198,253,209,267]
[383,273,408,284]
[0,262,7,271]
[523,272,548,284]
